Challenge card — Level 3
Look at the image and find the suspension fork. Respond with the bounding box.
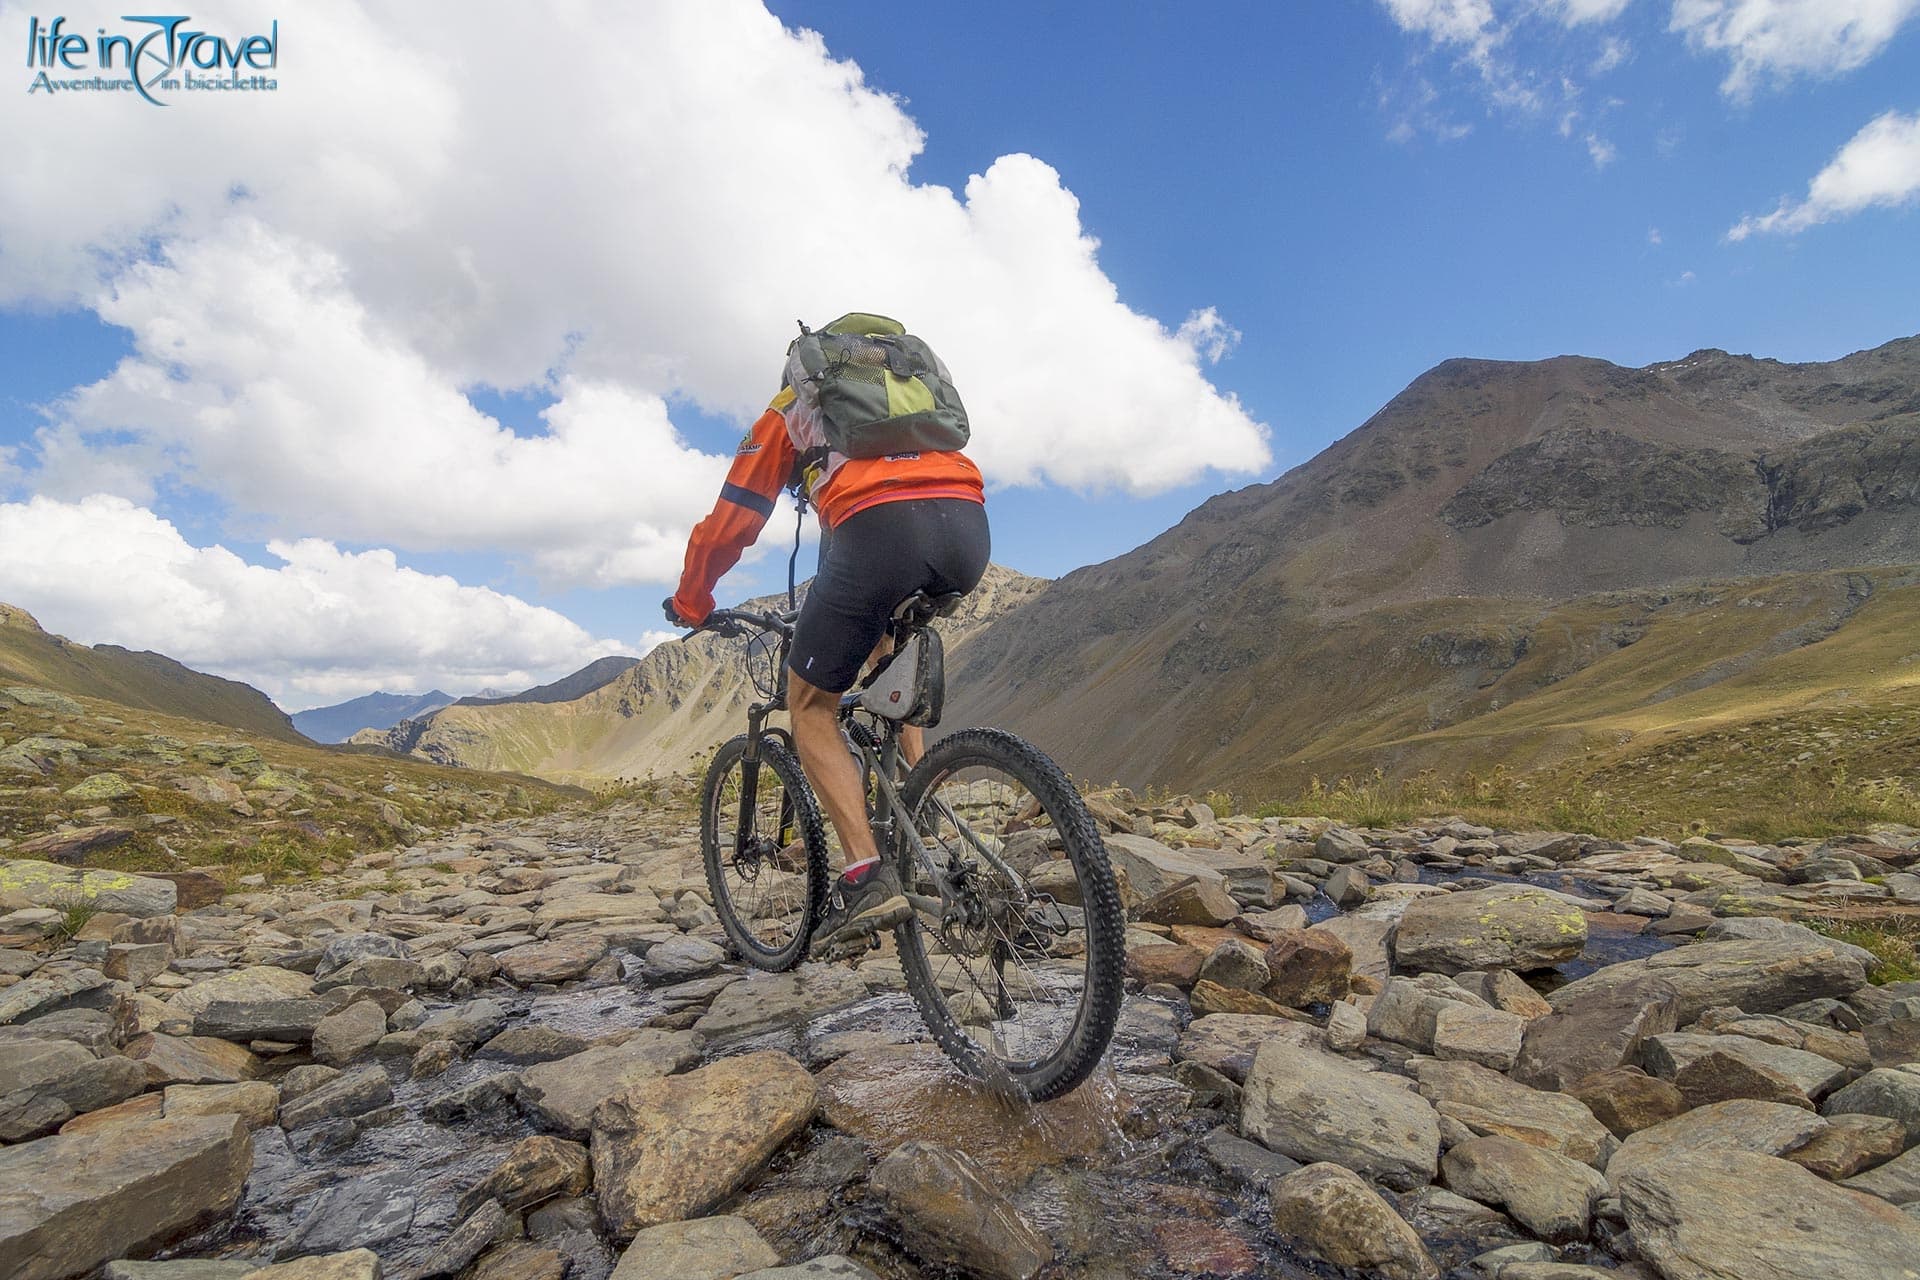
[735,703,772,859]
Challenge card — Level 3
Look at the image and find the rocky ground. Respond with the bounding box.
[5,771,1920,1280]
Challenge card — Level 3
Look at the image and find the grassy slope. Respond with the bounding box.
[0,604,305,743]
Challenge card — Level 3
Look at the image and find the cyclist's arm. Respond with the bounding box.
[671,398,797,624]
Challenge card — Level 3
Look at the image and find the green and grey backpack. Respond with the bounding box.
[784,313,970,460]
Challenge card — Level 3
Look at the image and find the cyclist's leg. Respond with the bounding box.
[788,671,879,866]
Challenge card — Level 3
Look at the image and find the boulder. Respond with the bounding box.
[241,1252,383,1280]
[1639,1031,1849,1109]
[1309,914,1391,983]
[592,1050,816,1237]
[1412,1058,1613,1168]
[496,934,610,985]
[193,998,333,1043]
[1261,930,1350,1007]
[1619,1149,1920,1280]
[1441,1135,1607,1243]
[0,1114,251,1280]
[312,999,388,1067]
[0,860,177,917]
[1512,977,1681,1092]
[638,937,727,984]
[459,1134,592,1214]
[1176,1014,1326,1084]
[1844,1143,1920,1204]
[165,966,315,1022]
[1606,1099,1827,1190]
[124,1033,260,1085]
[1240,1036,1439,1189]
[1268,1162,1437,1280]
[1787,1113,1908,1181]
[278,1066,393,1130]
[1196,937,1270,992]
[518,1031,703,1137]
[692,966,866,1039]
[1823,1067,1920,1145]
[1367,974,1487,1053]
[1137,877,1240,927]
[870,1141,1052,1280]
[1102,833,1235,902]
[1431,1002,1526,1072]
[1565,1067,1688,1138]
[162,1081,280,1130]
[1545,938,1868,1025]
[1393,885,1587,974]
[608,1215,780,1280]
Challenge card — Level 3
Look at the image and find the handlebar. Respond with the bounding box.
[698,606,798,638]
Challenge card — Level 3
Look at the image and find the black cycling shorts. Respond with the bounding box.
[789,498,990,694]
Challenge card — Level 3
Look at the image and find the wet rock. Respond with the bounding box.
[1240,1036,1439,1189]
[1412,1059,1613,1168]
[497,934,611,985]
[1260,929,1350,1006]
[424,1073,520,1123]
[278,1065,393,1130]
[192,998,333,1042]
[1268,1162,1438,1280]
[466,1243,566,1280]
[736,1260,879,1279]
[815,1043,1114,1179]
[1618,1149,1920,1280]
[125,1032,261,1085]
[0,859,177,916]
[0,1113,251,1280]
[162,1081,279,1129]
[870,1141,1052,1280]
[477,1025,591,1064]
[312,999,388,1067]
[409,1038,464,1079]
[283,1170,417,1257]
[607,1213,780,1280]
[1442,1134,1607,1242]
[518,1030,702,1137]
[592,1049,816,1237]
[409,997,509,1048]
[1394,885,1587,974]
[1606,1099,1827,1189]
[460,1134,592,1214]
[278,1063,341,1101]
[1565,1067,1688,1138]
[1198,1125,1300,1188]
[402,1198,508,1280]
[692,965,866,1039]
[1512,978,1681,1092]
[1823,1067,1920,1144]
[314,955,426,992]
[1787,1113,1908,1180]
[639,936,727,984]
[1546,938,1868,1025]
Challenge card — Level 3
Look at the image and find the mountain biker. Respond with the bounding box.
[664,330,989,957]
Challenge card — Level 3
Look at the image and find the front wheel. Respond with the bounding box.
[700,734,829,971]
[893,728,1126,1100]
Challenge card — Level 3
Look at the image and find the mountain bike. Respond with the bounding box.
[695,592,1126,1100]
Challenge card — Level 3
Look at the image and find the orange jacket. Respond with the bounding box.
[671,387,984,624]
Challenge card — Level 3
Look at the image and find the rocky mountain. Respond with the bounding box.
[358,564,1048,784]
[0,604,306,743]
[945,336,1920,800]
[291,690,456,743]
[453,656,640,707]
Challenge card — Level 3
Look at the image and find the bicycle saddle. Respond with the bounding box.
[892,590,965,628]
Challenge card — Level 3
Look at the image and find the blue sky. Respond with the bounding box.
[0,1,1915,708]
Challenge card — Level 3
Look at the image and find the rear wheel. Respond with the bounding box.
[893,727,1125,1100]
[700,734,828,971]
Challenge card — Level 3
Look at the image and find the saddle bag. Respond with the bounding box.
[857,628,945,727]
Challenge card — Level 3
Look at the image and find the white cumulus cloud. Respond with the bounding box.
[0,0,1270,595]
[1670,0,1920,98]
[0,495,638,707]
[1729,110,1920,239]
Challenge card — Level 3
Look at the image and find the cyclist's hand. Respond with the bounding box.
[662,597,697,629]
